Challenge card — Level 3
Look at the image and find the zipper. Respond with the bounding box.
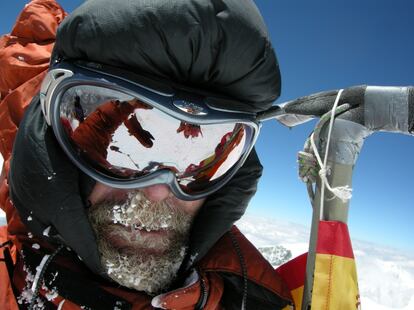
[195,275,208,309]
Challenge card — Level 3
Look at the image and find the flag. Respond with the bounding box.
[276,221,360,309]
[311,220,360,309]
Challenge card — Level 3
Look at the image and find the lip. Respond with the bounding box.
[103,223,173,256]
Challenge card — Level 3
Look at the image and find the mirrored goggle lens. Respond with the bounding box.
[57,85,254,193]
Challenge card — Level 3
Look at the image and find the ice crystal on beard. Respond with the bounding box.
[102,245,188,295]
[110,191,176,230]
[90,190,193,294]
[189,253,198,265]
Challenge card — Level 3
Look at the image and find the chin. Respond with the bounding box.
[98,233,188,295]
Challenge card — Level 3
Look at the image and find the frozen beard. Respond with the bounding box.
[88,191,193,295]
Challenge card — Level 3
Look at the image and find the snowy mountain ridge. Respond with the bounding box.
[257,245,292,267]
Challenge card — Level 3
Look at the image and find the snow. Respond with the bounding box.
[257,245,292,266]
[32,243,40,250]
[237,214,310,258]
[352,239,414,309]
[42,226,51,237]
[16,259,59,308]
[44,287,58,301]
[237,214,414,310]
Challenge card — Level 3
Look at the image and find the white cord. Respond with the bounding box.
[57,299,66,310]
[309,89,352,219]
[31,254,50,292]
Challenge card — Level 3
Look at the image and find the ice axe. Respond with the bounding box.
[259,85,414,309]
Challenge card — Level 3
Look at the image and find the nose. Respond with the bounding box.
[141,184,171,202]
[88,183,172,206]
[88,182,129,205]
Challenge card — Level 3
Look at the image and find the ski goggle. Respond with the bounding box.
[40,61,260,200]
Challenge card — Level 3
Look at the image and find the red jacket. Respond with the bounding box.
[1,225,292,309]
[0,1,292,309]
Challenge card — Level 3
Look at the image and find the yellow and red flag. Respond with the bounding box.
[276,252,307,309]
[311,220,360,309]
[276,221,360,309]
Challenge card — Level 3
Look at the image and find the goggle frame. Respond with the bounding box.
[40,61,261,200]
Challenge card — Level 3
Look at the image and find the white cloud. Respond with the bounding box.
[237,214,414,310]
[353,239,414,309]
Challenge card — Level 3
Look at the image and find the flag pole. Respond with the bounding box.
[301,118,369,309]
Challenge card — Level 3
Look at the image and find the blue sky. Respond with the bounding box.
[252,0,414,254]
[1,0,413,253]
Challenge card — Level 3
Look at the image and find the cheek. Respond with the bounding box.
[173,198,205,217]
[88,182,129,205]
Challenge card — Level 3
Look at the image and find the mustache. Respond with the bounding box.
[88,190,192,232]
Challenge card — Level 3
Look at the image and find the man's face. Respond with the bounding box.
[87,183,205,295]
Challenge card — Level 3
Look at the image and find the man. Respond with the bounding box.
[0,0,292,309]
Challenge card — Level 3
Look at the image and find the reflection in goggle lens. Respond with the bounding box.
[59,85,251,193]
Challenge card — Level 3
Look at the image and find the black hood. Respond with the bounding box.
[52,0,281,113]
